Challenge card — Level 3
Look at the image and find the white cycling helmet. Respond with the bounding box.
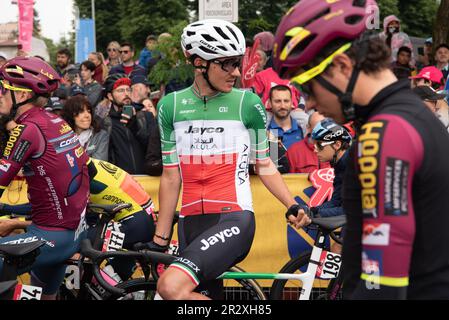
[181,19,246,61]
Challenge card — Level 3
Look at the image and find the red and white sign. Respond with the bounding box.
[241,38,261,89]
[308,168,335,207]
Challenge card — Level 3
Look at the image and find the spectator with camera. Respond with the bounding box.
[101,74,149,174]
[79,60,103,108]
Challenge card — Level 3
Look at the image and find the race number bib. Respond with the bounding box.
[157,240,179,276]
[315,250,342,280]
[102,229,125,252]
[13,284,42,300]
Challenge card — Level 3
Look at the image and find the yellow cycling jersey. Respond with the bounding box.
[87,158,154,221]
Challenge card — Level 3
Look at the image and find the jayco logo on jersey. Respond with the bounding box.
[184,126,224,134]
[200,227,240,251]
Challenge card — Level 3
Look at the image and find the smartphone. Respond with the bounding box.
[418,47,424,56]
[122,105,134,118]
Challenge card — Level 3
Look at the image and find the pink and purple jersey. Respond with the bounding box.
[0,107,89,230]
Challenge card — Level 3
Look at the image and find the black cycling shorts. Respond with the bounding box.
[170,211,255,286]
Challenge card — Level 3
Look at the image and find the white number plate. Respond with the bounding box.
[13,284,42,300]
[102,229,126,252]
[315,250,342,280]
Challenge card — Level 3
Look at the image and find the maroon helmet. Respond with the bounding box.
[273,0,378,81]
[0,56,60,94]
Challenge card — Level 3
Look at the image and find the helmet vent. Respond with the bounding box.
[199,46,217,54]
[345,15,363,25]
[187,31,196,36]
[289,34,317,58]
[352,0,366,8]
[214,26,230,40]
[303,8,330,28]
[226,26,239,43]
[202,34,217,42]
[217,46,227,51]
[230,44,237,51]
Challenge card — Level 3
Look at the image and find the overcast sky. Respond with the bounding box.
[0,0,75,43]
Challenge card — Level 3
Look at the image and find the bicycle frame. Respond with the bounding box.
[220,229,341,300]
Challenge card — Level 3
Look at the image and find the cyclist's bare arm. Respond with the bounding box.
[255,159,307,227]
[0,218,31,237]
[153,167,181,246]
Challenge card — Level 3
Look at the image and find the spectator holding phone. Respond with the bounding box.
[101,73,150,174]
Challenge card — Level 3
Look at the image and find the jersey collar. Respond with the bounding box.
[354,80,410,126]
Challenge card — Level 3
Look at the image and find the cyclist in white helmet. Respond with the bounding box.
[141,19,305,300]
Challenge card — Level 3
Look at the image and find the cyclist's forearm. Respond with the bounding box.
[256,159,296,209]
[155,169,181,243]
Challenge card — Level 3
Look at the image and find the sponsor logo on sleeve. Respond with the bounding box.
[384,158,409,216]
[362,249,383,277]
[358,121,386,219]
[362,223,390,246]
[75,146,84,158]
[253,103,267,124]
[0,159,12,173]
[66,152,75,168]
[3,124,26,159]
[12,140,31,163]
[49,133,80,154]
[59,123,72,134]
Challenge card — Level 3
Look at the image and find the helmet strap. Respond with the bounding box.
[8,91,38,120]
[315,66,361,121]
[201,61,220,93]
[330,143,343,167]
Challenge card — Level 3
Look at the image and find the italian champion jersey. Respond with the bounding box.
[158,86,269,217]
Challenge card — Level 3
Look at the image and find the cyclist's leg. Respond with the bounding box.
[108,211,156,280]
[0,224,86,299]
[157,211,255,300]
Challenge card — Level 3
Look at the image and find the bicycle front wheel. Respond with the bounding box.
[270,252,322,300]
[105,279,157,300]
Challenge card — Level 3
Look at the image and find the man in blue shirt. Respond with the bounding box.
[267,85,304,173]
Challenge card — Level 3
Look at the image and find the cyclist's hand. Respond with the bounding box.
[295,209,312,228]
[134,241,168,253]
[0,219,18,237]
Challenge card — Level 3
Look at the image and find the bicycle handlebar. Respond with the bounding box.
[80,239,176,297]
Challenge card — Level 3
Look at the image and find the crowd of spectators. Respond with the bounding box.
[5,21,447,178]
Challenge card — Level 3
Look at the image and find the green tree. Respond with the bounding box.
[183,0,297,38]
[434,0,449,46]
[377,0,400,23]
[148,21,193,88]
[33,8,41,37]
[117,0,189,50]
[74,0,121,53]
[398,0,438,38]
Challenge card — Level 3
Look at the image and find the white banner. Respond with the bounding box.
[199,0,238,22]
